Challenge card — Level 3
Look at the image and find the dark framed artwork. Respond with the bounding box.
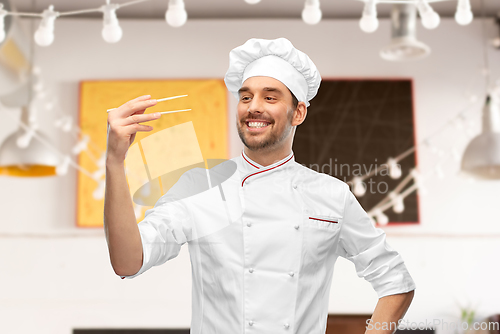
[294,79,420,226]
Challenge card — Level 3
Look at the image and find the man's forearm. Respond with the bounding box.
[103,159,143,276]
[365,290,415,334]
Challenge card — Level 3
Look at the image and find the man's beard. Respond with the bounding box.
[237,109,294,151]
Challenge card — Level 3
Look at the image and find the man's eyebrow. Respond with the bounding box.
[262,87,284,95]
[238,87,250,95]
[238,86,284,95]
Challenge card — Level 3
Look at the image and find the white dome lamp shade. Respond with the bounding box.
[461,96,500,180]
[0,105,60,177]
[380,3,431,61]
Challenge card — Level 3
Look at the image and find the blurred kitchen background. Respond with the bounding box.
[0,0,499,333]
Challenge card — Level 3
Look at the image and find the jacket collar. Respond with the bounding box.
[239,150,295,187]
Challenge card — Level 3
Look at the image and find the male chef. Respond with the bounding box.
[104,37,416,334]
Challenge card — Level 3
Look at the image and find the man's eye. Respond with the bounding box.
[241,96,251,101]
[265,97,276,101]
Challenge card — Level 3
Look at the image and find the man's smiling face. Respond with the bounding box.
[236,76,297,152]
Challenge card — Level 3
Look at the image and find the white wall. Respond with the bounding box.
[0,17,499,334]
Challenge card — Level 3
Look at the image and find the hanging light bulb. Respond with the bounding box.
[244,0,261,4]
[101,3,122,43]
[53,115,73,132]
[410,168,427,195]
[93,179,106,200]
[416,0,440,29]
[389,192,405,213]
[352,176,366,197]
[302,0,322,25]
[92,167,105,180]
[61,117,72,132]
[166,0,187,28]
[34,5,59,47]
[0,4,7,43]
[55,155,71,176]
[71,134,90,155]
[387,157,402,179]
[393,198,404,213]
[373,208,389,225]
[359,0,379,33]
[455,0,473,26]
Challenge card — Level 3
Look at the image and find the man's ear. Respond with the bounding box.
[292,102,307,126]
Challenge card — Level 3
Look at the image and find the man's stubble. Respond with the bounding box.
[236,108,294,152]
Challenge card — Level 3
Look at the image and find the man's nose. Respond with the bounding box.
[247,97,263,113]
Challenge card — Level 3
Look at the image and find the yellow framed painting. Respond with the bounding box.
[77,79,228,228]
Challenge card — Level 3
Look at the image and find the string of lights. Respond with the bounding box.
[360,0,494,224]
[0,57,486,218]
[0,73,485,220]
[0,0,485,223]
[0,0,475,46]
[0,0,188,45]
[348,92,484,225]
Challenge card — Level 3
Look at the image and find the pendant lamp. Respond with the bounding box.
[0,104,60,177]
[380,3,431,61]
[461,95,500,179]
[0,8,61,177]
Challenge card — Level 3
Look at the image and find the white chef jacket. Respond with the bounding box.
[120,149,416,334]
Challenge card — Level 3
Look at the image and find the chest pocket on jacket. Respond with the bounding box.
[304,214,340,231]
[301,211,341,263]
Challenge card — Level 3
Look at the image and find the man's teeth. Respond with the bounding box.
[248,122,269,128]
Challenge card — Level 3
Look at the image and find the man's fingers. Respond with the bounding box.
[128,95,151,104]
[121,112,161,126]
[107,95,155,117]
[122,123,154,135]
[118,99,158,118]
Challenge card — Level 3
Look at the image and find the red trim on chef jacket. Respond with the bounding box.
[309,217,338,224]
[241,154,294,187]
[241,152,261,169]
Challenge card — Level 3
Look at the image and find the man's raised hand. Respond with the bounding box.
[106,95,161,164]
